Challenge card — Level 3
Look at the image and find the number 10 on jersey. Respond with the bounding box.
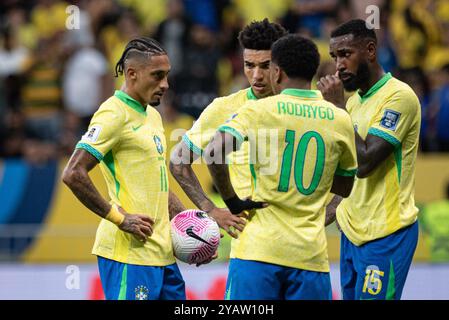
[277,130,325,195]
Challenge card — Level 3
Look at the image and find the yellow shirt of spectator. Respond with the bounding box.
[76,90,174,266]
[337,73,421,246]
[183,88,258,199]
[218,89,357,272]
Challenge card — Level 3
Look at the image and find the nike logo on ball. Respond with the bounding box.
[186,226,212,245]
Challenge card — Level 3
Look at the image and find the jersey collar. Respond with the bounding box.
[281,88,322,99]
[114,90,147,115]
[358,72,392,103]
[246,87,258,100]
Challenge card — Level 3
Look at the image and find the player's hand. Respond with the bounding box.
[317,72,345,109]
[224,195,268,215]
[207,207,246,239]
[195,233,224,267]
[195,251,218,267]
[117,206,154,243]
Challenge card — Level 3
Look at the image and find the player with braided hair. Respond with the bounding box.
[62,37,188,300]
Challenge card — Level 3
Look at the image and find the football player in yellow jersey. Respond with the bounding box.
[205,34,357,300]
[317,19,421,300]
[169,19,288,237]
[62,37,188,300]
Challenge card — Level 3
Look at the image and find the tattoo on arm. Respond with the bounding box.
[169,142,216,212]
[205,132,238,201]
[168,191,186,220]
[208,163,236,200]
[62,149,111,218]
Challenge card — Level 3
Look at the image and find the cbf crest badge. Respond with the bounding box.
[153,135,164,154]
[135,285,149,300]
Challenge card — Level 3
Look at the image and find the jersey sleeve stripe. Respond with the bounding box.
[218,125,245,143]
[75,142,104,162]
[368,127,401,148]
[335,167,357,177]
[249,163,257,188]
[182,134,203,156]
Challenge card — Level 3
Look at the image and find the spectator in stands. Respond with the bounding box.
[281,0,338,37]
[174,24,221,118]
[183,0,225,32]
[390,0,441,69]
[398,67,435,152]
[376,1,398,73]
[434,64,449,151]
[62,33,112,133]
[0,28,26,119]
[154,0,192,79]
[0,109,26,158]
[21,34,64,142]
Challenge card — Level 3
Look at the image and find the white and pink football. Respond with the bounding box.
[170,209,220,264]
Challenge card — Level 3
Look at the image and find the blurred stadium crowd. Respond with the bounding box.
[1,0,449,165]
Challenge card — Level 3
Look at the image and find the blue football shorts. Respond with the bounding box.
[97,256,186,300]
[340,221,419,300]
[225,258,332,300]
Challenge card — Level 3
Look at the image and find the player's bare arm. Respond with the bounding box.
[325,194,343,227]
[168,190,186,220]
[62,149,154,242]
[353,133,394,178]
[204,132,237,200]
[170,141,246,238]
[170,142,215,211]
[205,132,267,215]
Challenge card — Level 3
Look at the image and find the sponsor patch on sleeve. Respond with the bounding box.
[380,109,401,131]
[81,125,102,143]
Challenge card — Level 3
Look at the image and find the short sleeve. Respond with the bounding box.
[217,102,255,147]
[75,104,125,161]
[367,90,420,148]
[182,100,223,156]
[336,112,358,177]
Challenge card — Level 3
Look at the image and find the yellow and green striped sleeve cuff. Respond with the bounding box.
[75,142,103,162]
[368,128,401,148]
[182,134,203,156]
[335,167,357,177]
[218,125,246,144]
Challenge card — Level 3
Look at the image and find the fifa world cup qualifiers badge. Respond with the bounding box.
[153,135,164,154]
[380,109,401,131]
[135,285,149,300]
[82,125,102,142]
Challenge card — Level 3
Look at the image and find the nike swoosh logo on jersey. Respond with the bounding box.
[132,124,143,131]
[186,226,212,245]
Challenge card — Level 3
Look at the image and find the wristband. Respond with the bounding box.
[105,204,125,226]
[223,195,244,215]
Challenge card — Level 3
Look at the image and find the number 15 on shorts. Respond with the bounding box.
[362,265,384,295]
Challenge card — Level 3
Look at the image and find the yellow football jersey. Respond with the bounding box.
[336,73,421,246]
[183,88,258,198]
[76,90,174,266]
[219,88,357,272]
